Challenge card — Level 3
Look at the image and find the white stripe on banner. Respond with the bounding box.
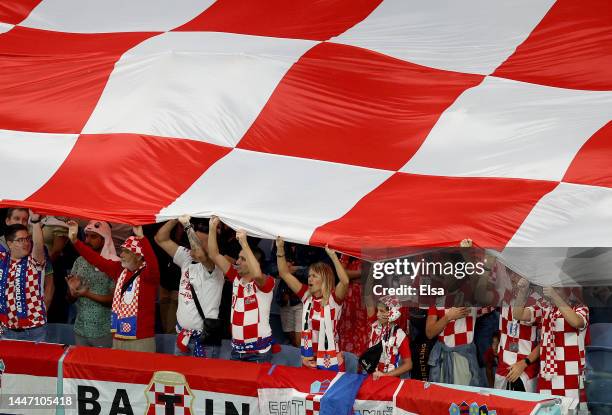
[0,374,57,415]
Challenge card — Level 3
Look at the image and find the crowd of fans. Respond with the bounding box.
[0,206,604,407]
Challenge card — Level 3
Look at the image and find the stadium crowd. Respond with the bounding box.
[1,207,608,405]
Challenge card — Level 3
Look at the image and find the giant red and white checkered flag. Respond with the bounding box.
[0,0,610,260]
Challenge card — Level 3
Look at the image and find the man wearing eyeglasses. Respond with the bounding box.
[0,212,49,342]
[1,208,55,312]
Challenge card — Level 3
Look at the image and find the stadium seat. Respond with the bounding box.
[585,367,612,411]
[586,346,612,374]
[590,323,612,347]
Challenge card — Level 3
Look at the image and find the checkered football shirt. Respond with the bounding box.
[529,301,589,401]
[428,305,492,347]
[0,251,46,329]
[226,267,274,352]
[298,284,343,356]
[496,305,540,379]
[368,315,411,373]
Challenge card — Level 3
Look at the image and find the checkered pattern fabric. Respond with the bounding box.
[428,306,491,347]
[2,253,46,329]
[305,394,322,415]
[0,1,610,261]
[146,382,192,415]
[369,322,410,373]
[110,267,142,338]
[531,302,589,401]
[300,285,342,357]
[227,267,274,350]
[497,306,540,380]
[121,236,144,257]
[112,268,141,319]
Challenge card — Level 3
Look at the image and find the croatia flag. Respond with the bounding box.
[258,365,365,415]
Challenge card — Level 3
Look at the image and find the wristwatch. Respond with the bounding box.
[524,357,531,365]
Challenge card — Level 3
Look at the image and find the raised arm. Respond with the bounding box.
[67,220,123,279]
[134,226,159,282]
[236,229,265,287]
[178,215,214,271]
[544,287,587,330]
[326,246,349,301]
[208,216,231,274]
[30,212,45,264]
[512,277,532,322]
[154,219,180,258]
[275,237,304,294]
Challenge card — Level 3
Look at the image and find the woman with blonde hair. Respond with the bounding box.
[276,237,349,370]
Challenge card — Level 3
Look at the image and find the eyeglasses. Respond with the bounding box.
[10,237,32,244]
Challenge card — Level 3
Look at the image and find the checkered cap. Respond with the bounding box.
[121,236,144,257]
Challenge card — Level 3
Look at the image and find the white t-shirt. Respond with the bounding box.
[173,247,224,331]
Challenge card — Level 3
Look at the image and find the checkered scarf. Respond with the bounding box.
[110,265,143,338]
[540,304,558,381]
[176,325,205,357]
[315,303,339,371]
[301,295,339,370]
[0,252,37,324]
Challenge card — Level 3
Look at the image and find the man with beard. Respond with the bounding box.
[66,220,117,347]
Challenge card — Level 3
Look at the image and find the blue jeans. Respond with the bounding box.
[174,334,220,359]
[231,349,272,363]
[1,325,47,342]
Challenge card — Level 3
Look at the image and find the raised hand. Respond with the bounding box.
[132,225,144,239]
[209,216,220,230]
[236,229,248,247]
[460,238,473,248]
[178,214,191,227]
[29,211,43,223]
[67,220,79,243]
[275,236,285,250]
[324,244,336,258]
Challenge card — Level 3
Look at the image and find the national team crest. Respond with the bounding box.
[145,371,194,415]
[305,380,330,415]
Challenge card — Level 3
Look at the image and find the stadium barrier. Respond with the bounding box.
[0,340,578,415]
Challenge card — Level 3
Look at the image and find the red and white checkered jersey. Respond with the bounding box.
[298,285,343,356]
[368,315,410,373]
[0,252,46,329]
[496,306,539,379]
[226,267,274,352]
[530,302,589,401]
[428,306,491,347]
